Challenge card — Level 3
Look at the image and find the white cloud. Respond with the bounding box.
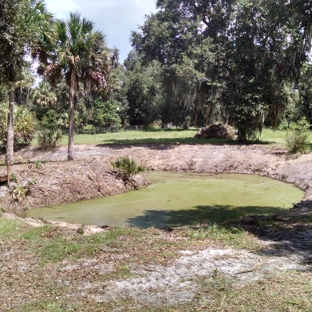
[44,0,158,61]
[45,0,80,17]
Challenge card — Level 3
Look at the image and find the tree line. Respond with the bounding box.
[1,0,312,163]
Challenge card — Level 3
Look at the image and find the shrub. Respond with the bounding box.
[0,103,36,146]
[111,156,144,180]
[37,129,63,149]
[285,117,310,154]
[9,173,36,202]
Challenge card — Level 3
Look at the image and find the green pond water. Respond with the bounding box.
[27,172,304,229]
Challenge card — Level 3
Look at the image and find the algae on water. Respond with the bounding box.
[28,172,304,228]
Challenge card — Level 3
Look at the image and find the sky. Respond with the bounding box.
[44,0,158,63]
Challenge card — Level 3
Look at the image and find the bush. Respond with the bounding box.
[285,118,310,154]
[37,129,62,149]
[0,103,36,146]
[111,156,144,180]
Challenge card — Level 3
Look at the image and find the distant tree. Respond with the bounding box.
[14,67,34,105]
[132,0,312,140]
[297,64,312,125]
[92,99,121,130]
[124,51,164,127]
[41,12,111,160]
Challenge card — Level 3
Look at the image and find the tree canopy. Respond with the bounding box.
[131,0,312,140]
[41,12,111,160]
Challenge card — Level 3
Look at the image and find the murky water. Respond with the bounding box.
[27,172,304,228]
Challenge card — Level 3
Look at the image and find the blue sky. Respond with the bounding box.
[44,0,158,62]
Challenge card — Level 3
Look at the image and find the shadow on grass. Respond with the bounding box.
[126,202,312,263]
[96,138,273,149]
[125,204,285,229]
[228,199,312,263]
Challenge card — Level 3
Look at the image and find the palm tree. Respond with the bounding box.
[31,81,57,107]
[44,12,110,160]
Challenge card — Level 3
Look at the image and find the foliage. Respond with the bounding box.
[31,81,57,106]
[0,103,36,146]
[124,51,164,127]
[37,129,63,149]
[285,117,310,154]
[111,156,145,180]
[40,12,111,160]
[0,0,52,164]
[92,99,122,130]
[0,0,51,85]
[132,0,312,141]
[9,173,36,202]
[297,63,312,125]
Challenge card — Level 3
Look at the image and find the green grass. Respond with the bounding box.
[60,129,202,145]
[33,128,312,147]
[19,225,142,263]
[185,223,262,252]
[0,218,25,237]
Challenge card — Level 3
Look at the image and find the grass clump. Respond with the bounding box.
[0,218,25,237]
[20,226,138,263]
[186,223,263,252]
[111,156,145,180]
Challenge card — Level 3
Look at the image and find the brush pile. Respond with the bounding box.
[194,123,236,140]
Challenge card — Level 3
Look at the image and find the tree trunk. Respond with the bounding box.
[237,127,247,142]
[68,70,75,161]
[6,86,14,165]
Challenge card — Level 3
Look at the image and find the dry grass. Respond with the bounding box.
[1,216,311,311]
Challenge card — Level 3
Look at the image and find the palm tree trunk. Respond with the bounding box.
[6,85,14,165]
[68,69,76,161]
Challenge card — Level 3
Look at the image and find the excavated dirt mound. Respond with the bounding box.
[0,158,149,213]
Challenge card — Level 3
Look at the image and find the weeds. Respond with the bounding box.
[186,223,263,252]
[34,154,49,169]
[0,218,24,237]
[9,173,36,202]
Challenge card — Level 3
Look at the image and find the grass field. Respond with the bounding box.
[45,127,312,148]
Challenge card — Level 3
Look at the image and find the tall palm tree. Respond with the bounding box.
[44,12,110,160]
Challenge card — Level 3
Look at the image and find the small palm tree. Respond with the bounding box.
[43,12,111,160]
[111,156,145,181]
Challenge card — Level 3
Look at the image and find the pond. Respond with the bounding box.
[27,172,304,228]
